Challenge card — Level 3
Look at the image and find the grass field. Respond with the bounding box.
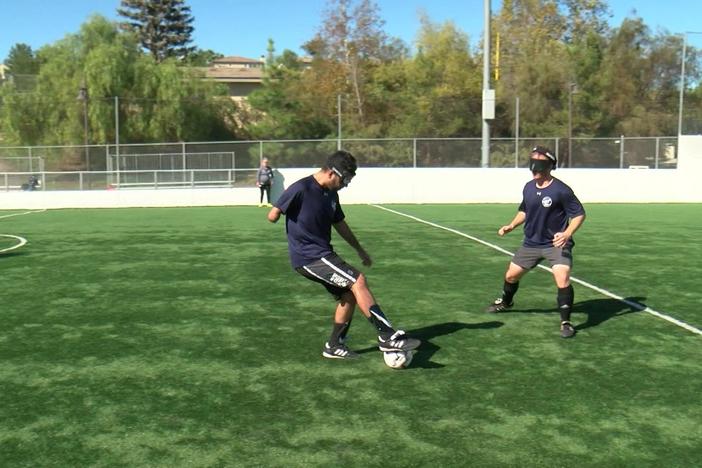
[1,204,700,467]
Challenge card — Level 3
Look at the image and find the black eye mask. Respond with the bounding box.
[331,167,354,187]
[529,158,553,173]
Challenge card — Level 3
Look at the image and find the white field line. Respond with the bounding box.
[0,209,47,220]
[0,209,46,253]
[0,234,27,253]
[371,204,702,337]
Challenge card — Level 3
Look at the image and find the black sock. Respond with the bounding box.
[367,304,395,338]
[338,316,352,342]
[503,281,519,303]
[329,322,349,346]
[557,285,574,322]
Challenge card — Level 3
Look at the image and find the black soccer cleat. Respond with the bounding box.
[486,298,514,313]
[322,342,359,359]
[560,321,576,338]
[378,330,421,352]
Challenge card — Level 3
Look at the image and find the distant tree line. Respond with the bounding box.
[1,0,700,148]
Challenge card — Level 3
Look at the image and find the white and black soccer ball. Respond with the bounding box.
[383,350,415,369]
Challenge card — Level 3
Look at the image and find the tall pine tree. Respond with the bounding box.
[117,0,195,62]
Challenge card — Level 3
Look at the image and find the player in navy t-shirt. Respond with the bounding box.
[267,151,420,359]
[486,146,586,338]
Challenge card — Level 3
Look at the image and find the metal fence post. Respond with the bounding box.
[655,137,660,169]
[182,142,187,183]
[515,96,520,168]
[620,135,625,168]
[413,138,417,168]
[259,141,263,162]
[28,146,33,172]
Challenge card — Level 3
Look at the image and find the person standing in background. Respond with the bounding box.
[257,157,274,207]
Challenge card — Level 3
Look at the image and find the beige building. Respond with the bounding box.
[0,64,7,81]
[203,56,264,101]
[202,55,313,101]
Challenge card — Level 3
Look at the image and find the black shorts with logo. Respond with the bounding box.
[295,253,361,300]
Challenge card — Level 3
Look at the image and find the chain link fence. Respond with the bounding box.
[0,136,679,191]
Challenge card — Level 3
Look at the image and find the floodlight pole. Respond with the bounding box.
[678,32,702,136]
[568,83,576,167]
[337,94,342,151]
[481,0,491,168]
[677,34,687,136]
[78,82,89,170]
[115,96,120,187]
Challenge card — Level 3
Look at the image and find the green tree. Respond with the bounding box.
[117,0,195,62]
[183,48,223,66]
[303,0,407,130]
[493,0,571,137]
[3,43,41,75]
[383,14,480,138]
[0,15,236,149]
[246,41,333,140]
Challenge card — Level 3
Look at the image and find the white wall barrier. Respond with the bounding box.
[1,136,701,209]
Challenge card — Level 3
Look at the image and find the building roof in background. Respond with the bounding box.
[202,66,263,82]
[213,56,263,65]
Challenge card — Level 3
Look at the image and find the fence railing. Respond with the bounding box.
[0,136,679,191]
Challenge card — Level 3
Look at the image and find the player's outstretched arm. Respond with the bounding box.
[333,220,372,266]
[267,206,282,223]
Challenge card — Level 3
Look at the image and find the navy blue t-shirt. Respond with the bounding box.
[518,178,585,248]
[274,175,345,268]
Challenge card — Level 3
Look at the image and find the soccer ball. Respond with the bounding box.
[383,350,415,369]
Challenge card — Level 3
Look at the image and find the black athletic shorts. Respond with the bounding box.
[511,245,573,270]
[295,253,361,300]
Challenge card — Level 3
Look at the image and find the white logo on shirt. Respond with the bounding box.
[331,201,337,211]
[542,196,553,207]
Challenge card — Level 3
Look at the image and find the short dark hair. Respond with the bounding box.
[324,150,357,178]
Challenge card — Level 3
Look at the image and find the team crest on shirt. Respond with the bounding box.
[542,196,553,207]
[331,201,337,211]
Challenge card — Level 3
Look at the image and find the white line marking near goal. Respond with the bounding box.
[0,234,27,254]
[0,209,47,220]
[0,209,45,254]
[372,204,702,337]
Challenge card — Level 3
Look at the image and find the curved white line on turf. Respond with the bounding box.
[0,234,27,254]
[372,204,702,337]
[0,209,47,220]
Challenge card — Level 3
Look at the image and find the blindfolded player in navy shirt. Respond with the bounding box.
[267,151,420,359]
[486,146,586,338]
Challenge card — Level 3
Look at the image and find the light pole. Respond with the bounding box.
[481,0,493,168]
[677,32,702,136]
[567,82,576,168]
[77,82,89,170]
[337,94,342,151]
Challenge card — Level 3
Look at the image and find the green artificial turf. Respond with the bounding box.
[1,205,700,467]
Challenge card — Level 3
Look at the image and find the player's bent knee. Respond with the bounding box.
[351,274,372,296]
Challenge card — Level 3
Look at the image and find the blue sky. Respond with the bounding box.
[2,0,702,62]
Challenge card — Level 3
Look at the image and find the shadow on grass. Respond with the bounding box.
[356,321,504,369]
[573,296,645,331]
[513,296,645,331]
[0,251,29,259]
